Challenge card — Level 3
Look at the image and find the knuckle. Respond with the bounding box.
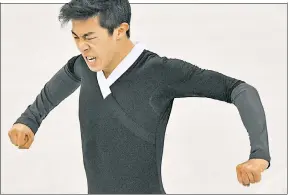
[244,165,251,171]
[8,130,14,137]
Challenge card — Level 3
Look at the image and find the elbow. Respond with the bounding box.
[230,82,259,104]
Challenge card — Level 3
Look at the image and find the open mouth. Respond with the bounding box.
[86,56,96,62]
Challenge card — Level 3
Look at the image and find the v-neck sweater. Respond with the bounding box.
[14,49,271,194]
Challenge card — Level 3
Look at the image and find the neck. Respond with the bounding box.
[103,39,135,78]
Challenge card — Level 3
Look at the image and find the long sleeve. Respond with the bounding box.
[231,83,271,168]
[162,57,271,168]
[13,54,82,135]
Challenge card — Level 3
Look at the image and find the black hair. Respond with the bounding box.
[58,0,131,38]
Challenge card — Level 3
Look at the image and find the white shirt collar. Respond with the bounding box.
[97,41,146,99]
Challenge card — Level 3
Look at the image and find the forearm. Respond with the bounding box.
[14,55,81,134]
[231,83,271,168]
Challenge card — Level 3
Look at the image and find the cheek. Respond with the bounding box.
[100,49,112,60]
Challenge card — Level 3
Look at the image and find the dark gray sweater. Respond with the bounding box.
[14,50,271,194]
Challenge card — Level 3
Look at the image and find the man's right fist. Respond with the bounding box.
[8,123,34,149]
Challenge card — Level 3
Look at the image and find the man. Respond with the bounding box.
[8,0,271,194]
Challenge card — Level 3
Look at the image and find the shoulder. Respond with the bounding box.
[143,51,197,84]
[65,54,86,81]
[73,54,86,67]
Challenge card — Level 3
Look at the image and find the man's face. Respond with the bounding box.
[71,16,117,72]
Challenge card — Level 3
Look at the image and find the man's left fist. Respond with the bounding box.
[236,159,269,187]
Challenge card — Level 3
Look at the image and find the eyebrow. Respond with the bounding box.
[71,30,96,38]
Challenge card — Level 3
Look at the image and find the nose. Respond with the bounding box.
[78,40,90,52]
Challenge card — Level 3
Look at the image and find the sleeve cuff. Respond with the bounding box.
[249,150,271,169]
[13,117,40,135]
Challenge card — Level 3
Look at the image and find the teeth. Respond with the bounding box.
[86,56,96,62]
[87,57,96,62]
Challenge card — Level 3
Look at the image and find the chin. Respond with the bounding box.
[88,67,101,72]
[87,65,103,72]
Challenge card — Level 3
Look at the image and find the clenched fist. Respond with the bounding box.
[8,123,34,149]
[236,158,269,187]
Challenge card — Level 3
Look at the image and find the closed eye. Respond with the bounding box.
[86,37,97,40]
[73,37,96,40]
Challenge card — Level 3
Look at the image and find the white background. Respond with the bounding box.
[1,3,287,194]
[0,0,288,3]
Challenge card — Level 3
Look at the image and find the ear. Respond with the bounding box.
[116,22,129,40]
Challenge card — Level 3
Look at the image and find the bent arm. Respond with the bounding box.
[163,57,271,168]
[13,54,82,135]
